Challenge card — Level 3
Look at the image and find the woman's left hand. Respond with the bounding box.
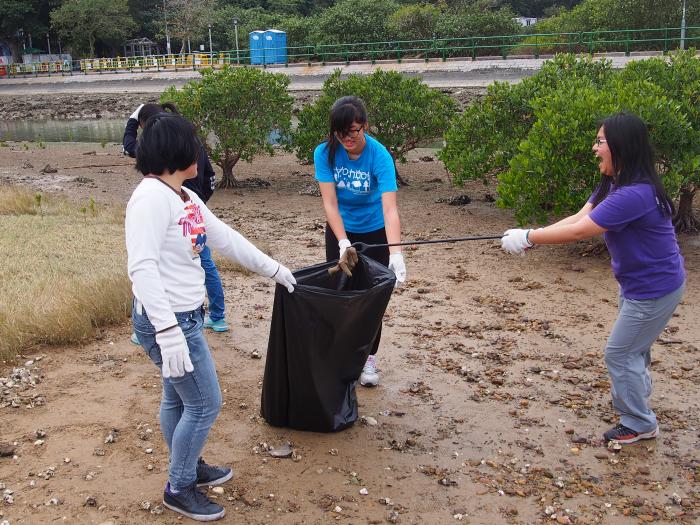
[501,228,533,255]
[388,253,406,287]
[273,263,297,293]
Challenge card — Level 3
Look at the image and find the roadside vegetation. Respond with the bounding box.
[0,187,131,361]
[4,0,694,61]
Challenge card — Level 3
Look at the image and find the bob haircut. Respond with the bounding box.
[138,102,179,127]
[135,113,200,176]
[591,112,673,215]
[326,96,368,168]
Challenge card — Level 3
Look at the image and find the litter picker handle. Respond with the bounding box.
[352,234,503,252]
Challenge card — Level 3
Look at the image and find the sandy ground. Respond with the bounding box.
[1,142,699,525]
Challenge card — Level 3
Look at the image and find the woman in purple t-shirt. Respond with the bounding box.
[501,112,685,445]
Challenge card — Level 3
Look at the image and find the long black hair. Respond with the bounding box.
[326,96,368,168]
[591,112,674,216]
[138,102,179,127]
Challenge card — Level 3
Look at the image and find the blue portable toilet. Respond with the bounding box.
[263,29,287,65]
[249,30,265,65]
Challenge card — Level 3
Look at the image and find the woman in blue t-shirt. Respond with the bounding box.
[501,112,685,445]
[314,96,406,387]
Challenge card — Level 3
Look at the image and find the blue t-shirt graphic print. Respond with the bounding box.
[334,166,372,194]
[314,134,397,233]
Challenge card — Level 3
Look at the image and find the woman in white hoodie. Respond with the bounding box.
[126,113,295,521]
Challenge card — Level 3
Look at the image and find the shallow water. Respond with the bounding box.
[0,119,125,143]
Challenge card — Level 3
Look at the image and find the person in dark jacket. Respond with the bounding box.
[124,103,230,334]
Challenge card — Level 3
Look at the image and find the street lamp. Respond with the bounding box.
[680,0,687,50]
[163,0,171,54]
[232,17,240,64]
[46,32,52,55]
[208,24,213,60]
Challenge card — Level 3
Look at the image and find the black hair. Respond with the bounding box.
[135,113,200,176]
[591,112,674,216]
[138,102,179,126]
[326,96,368,168]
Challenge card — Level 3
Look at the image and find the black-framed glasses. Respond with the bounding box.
[594,138,607,146]
[337,127,364,139]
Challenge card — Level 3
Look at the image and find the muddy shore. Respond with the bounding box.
[0,88,484,121]
[1,139,699,524]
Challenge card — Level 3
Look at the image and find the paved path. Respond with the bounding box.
[0,52,663,94]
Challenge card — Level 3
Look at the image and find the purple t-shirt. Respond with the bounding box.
[588,183,685,299]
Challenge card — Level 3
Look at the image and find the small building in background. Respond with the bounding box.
[22,52,72,63]
[515,17,538,27]
[122,37,160,57]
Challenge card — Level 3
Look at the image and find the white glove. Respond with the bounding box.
[273,263,296,293]
[155,325,194,378]
[501,228,533,256]
[130,104,145,121]
[388,252,406,287]
[338,238,351,259]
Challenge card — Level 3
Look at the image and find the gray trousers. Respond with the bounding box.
[605,283,685,433]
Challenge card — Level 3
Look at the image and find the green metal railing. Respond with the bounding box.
[3,25,699,78]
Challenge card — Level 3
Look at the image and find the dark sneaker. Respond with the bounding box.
[163,482,225,521]
[196,458,233,487]
[603,424,659,444]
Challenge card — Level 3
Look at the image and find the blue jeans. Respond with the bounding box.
[605,283,684,433]
[132,300,222,490]
[200,246,226,322]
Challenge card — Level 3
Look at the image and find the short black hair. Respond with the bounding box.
[135,113,200,176]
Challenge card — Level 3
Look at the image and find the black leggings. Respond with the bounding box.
[324,225,390,267]
[325,224,389,356]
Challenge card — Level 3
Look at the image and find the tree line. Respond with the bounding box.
[4,0,604,60]
[3,0,694,61]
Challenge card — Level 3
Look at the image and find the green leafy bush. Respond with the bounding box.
[500,77,696,224]
[521,0,700,54]
[619,50,700,231]
[290,69,456,183]
[310,0,400,45]
[387,3,442,42]
[441,52,700,228]
[163,66,293,188]
[440,54,614,185]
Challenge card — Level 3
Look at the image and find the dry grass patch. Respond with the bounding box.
[212,239,273,275]
[0,188,130,361]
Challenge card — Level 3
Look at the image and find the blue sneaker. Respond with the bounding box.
[130,333,140,345]
[163,482,225,521]
[196,457,233,487]
[203,316,229,333]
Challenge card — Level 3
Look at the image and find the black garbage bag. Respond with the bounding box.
[260,253,395,432]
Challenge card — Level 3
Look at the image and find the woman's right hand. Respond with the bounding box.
[155,326,194,378]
